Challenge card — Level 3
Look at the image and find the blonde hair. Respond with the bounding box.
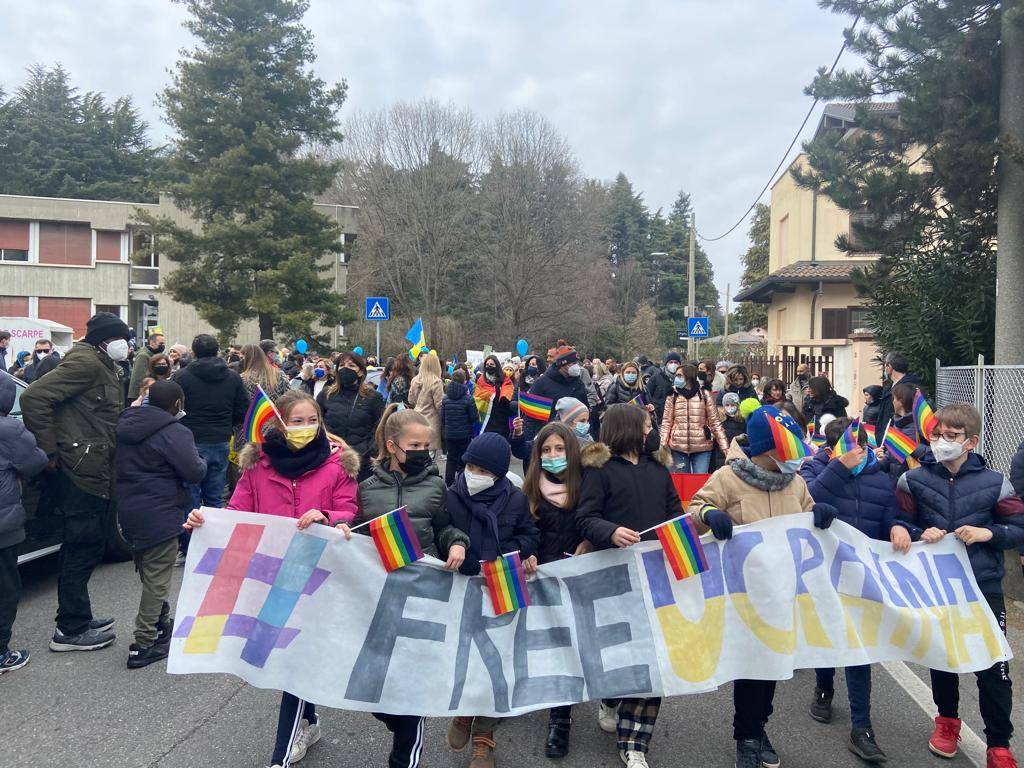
[240,343,281,392]
[414,352,442,386]
[373,403,431,464]
[273,389,345,444]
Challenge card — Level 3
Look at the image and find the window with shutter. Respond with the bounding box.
[820,308,851,340]
[0,220,30,262]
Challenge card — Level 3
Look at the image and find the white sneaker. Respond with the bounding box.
[288,717,321,763]
[620,750,650,768]
[598,702,618,733]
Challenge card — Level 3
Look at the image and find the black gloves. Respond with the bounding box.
[813,502,838,530]
[704,508,734,540]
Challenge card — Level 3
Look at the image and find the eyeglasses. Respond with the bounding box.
[932,430,967,443]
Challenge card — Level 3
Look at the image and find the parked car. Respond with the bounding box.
[3,370,131,564]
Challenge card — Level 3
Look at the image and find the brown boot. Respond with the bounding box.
[447,716,473,752]
[469,732,496,768]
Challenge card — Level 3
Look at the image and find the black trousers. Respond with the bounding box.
[931,592,1013,748]
[55,472,109,635]
[373,713,425,768]
[271,692,316,765]
[733,679,777,741]
[0,543,20,654]
[445,439,471,487]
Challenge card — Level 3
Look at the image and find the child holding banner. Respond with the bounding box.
[522,422,595,758]
[575,403,681,768]
[894,404,1024,767]
[445,431,539,768]
[686,405,826,768]
[805,417,900,763]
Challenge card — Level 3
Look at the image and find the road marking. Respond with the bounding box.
[881,660,987,767]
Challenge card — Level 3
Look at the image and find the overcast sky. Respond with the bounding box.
[0,0,858,310]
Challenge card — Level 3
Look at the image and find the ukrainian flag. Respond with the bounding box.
[405,318,426,360]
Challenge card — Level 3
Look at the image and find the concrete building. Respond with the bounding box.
[733,102,899,397]
[0,193,359,347]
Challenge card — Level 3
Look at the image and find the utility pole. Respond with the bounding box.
[688,212,696,359]
[724,282,731,341]
[995,0,1024,363]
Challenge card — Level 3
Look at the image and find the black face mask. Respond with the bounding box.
[151,343,165,354]
[527,366,538,376]
[644,429,660,455]
[485,367,498,381]
[228,353,241,363]
[399,448,432,476]
[153,364,170,376]
[337,367,360,389]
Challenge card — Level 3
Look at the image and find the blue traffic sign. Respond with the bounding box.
[687,316,709,338]
[365,297,390,322]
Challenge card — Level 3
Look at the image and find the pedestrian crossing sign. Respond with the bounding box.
[687,317,709,338]
[365,297,390,322]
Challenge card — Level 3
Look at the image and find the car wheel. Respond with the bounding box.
[104,502,133,562]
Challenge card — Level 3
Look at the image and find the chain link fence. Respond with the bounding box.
[935,361,1024,475]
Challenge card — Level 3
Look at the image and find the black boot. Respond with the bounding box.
[849,728,887,763]
[126,642,169,669]
[810,687,833,723]
[736,739,762,768]
[545,721,570,759]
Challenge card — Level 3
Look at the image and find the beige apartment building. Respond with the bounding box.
[733,102,898,397]
[0,193,359,346]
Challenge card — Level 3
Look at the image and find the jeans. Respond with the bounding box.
[271,692,316,764]
[0,543,20,654]
[132,538,178,646]
[55,471,110,636]
[190,442,230,509]
[733,679,776,741]
[670,449,711,473]
[816,665,873,728]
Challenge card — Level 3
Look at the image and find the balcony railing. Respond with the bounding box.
[130,266,159,286]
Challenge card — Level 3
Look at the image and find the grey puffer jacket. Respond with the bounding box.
[355,462,469,558]
[0,376,49,548]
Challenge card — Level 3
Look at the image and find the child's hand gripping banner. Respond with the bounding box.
[169,508,1012,717]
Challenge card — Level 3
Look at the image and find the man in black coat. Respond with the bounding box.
[874,352,925,437]
[172,334,248,511]
[645,351,681,423]
[523,345,589,442]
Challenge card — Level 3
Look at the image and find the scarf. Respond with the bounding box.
[728,456,796,492]
[473,373,514,429]
[261,428,332,479]
[452,473,513,562]
[539,472,569,509]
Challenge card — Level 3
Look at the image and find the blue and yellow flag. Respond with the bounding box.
[405,318,426,360]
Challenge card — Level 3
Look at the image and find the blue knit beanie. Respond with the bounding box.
[463,432,511,477]
[745,405,804,457]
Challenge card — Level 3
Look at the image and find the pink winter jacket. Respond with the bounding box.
[227,439,360,526]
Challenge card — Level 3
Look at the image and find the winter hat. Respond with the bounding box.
[746,405,804,457]
[863,384,883,400]
[555,397,588,424]
[739,397,761,420]
[665,352,682,364]
[818,413,837,432]
[554,346,579,366]
[84,312,130,346]
[722,392,741,407]
[463,432,511,478]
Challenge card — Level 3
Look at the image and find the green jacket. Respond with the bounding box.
[21,342,122,499]
[356,463,468,558]
[127,345,155,402]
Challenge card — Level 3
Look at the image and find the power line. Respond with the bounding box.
[697,16,860,243]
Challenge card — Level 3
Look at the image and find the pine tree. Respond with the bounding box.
[139,0,348,342]
[734,203,770,331]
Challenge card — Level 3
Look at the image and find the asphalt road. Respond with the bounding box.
[5,551,1024,768]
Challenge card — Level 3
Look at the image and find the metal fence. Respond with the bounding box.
[935,358,1024,475]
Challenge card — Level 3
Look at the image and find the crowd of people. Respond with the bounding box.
[2,315,1024,768]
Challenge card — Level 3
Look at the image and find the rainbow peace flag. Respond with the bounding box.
[914,390,938,442]
[369,507,424,572]
[243,385,278,444]
[519,391,554,421]
[806,419,816,438]
[862,423,878,447]
[482,551,530,616]
[811,433,827,448]
[655,514,709,581]
[884,426,917,464]
[764,408,812,461]
[832,418,860,458]
[629,393,646,408]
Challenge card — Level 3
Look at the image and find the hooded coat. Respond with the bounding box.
[0,376,48,548]
[441,380,479,442]
[115,405,208,551]
[172,355,249,445]
[447,473,539,575]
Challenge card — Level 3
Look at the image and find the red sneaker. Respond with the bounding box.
[987,747,1019,768]
[929,716,961,758]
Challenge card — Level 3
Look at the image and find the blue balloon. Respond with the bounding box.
[516,338,528,356]
[353,346,364,356]
[295,339,308,354]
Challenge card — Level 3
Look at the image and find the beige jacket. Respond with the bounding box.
[660,388,728,455]
[408,376,444,449]
[686,436,814,531]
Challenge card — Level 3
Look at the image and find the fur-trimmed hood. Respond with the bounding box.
[580,441,672,469]
[237,437,361,480]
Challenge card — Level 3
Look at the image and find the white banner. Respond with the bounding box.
[168,508,1011,717]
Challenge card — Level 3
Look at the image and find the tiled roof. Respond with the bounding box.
[733,260,863,303]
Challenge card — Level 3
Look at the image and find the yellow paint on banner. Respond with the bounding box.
[184,614,229,655]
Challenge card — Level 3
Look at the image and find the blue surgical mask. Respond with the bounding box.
[573,421,590,436]
[673,377,687,389]
[850,451,872,476]
[624,372,638,384]
[773,457,804,474]
[541,456,568,474]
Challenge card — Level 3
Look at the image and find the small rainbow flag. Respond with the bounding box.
[369,507,424,572]
[862,423,878,447]
[811,433,827,448]
[655,514,709,581]
[884,426,917,464]
[806,419,816,438]
[764,408,812,461]
[518,391,554,421]
[629,393,646,408]
[243,385,279,444]
[914,390,938,442]
[833,418,860,458]
[481,551,531,616]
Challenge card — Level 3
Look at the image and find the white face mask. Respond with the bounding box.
[565,363,582,378]
[464,469,496,496]
[666,363,679,374]
[725,406,739,416]
[103,339,130,362]
[931,437,966,463]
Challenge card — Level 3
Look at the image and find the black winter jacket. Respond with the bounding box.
[317,385,386,461]
[801,391,849,425]
[522,367,589,441]
[1010,441,1024,498]
[808,453,899,540]
[447,474,539,576]
[716,383,759,407]
[173,356,249,445]
[875,372,925,436]
[896,451,1024,593]
[576,443,682,549]
[441,381,478,442]
[645,367,674,422]
[711,415,747,472]
[115,405,207,551]
[533,476,582,565]
[0,376,48,548]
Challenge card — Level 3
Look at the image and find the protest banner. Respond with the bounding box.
[169,508,1011,717]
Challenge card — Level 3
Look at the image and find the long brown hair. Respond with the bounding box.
[523,423,583,517]
[600,403,648,457]
[373,403,430,465]
[328,351,377,398]
[240,343,281,392]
